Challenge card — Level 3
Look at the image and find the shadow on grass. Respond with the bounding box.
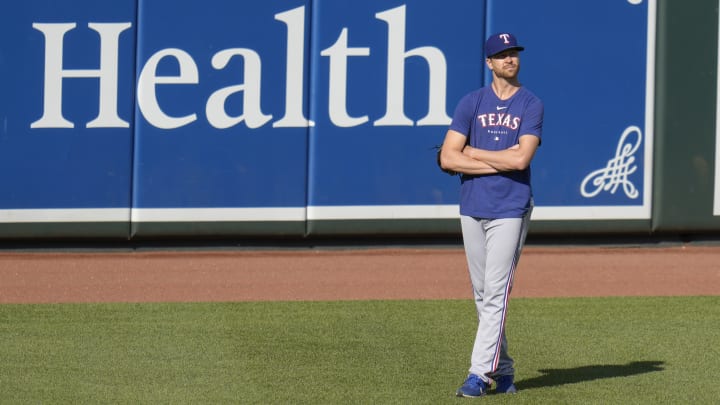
[517,361,665,390]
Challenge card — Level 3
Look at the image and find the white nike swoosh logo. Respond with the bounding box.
[496,106,508,111]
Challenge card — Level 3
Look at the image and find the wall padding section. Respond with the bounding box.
[0,0,137,238]
[652,0,720,233]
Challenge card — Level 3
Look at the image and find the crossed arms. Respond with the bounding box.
[439,129,540,175]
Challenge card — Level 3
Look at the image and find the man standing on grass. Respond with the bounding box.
[439,32,543,397]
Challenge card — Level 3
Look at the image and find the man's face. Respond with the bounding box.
[486,50,520,79]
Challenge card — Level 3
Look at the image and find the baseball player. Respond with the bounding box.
[439,32,543,397]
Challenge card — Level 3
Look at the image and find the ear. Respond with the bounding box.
[485,58,493,70]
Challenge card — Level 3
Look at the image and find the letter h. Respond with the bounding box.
[31,22,132,128]
[374,5,451,126]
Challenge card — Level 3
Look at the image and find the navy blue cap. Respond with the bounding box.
[485,33,524,57]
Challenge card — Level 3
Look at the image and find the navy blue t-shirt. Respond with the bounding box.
[449,86,543,218]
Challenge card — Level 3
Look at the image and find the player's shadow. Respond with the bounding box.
[516,360,665,390]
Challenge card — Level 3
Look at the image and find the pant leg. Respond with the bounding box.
[493,325,514,378]
[491,208,532,378]
[460,215,487,317]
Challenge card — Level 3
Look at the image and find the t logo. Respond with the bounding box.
[499,34,511,44]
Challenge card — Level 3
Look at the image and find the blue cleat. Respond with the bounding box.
[456,374,487,398]
[494,375,517,394]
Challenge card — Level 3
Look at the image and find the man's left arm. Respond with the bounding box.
[463,134,540,172]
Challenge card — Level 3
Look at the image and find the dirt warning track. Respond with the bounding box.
[1,245,718,304]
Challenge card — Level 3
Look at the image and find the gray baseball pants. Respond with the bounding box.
[460,208,532,382]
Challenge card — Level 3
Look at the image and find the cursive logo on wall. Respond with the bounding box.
[580,125,642,199]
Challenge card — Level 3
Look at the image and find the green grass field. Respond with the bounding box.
[2,296,719,404]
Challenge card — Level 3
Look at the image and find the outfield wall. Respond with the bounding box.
[1,0,718,240]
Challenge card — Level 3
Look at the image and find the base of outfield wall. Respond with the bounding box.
[1,233,719,253]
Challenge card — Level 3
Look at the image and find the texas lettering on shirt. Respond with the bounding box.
[476,112,520,130]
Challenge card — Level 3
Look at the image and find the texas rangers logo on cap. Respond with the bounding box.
[484,32,525,57]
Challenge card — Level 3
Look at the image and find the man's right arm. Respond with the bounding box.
[439,129,499,175]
